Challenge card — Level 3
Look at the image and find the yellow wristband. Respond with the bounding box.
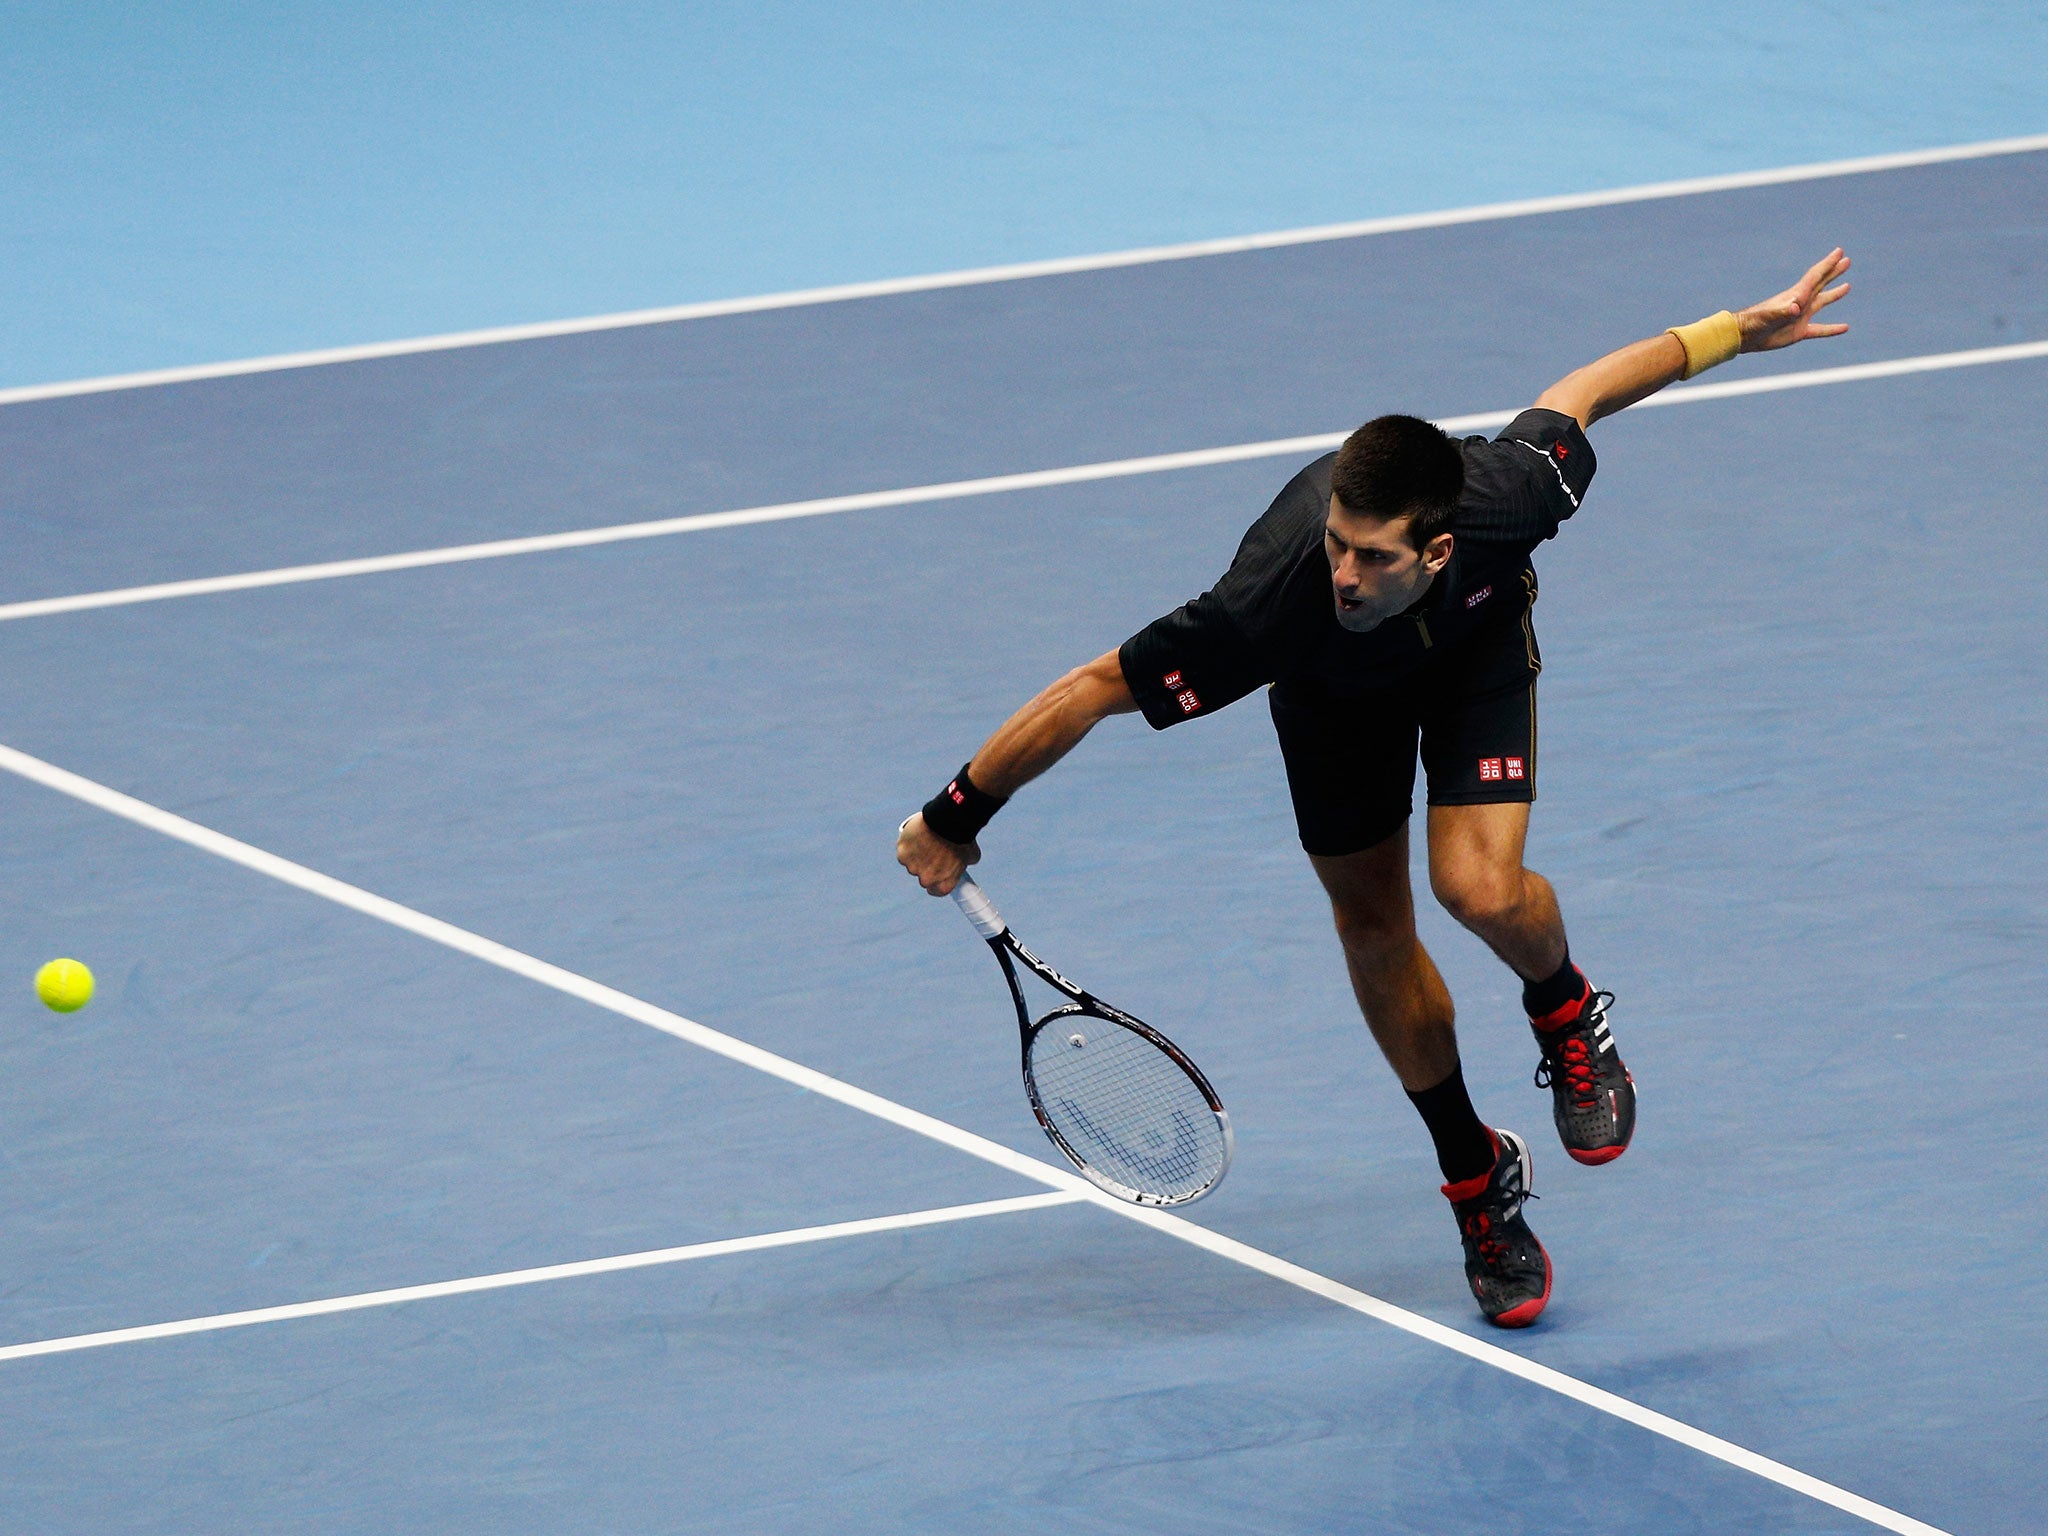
[1666,310,1742,380]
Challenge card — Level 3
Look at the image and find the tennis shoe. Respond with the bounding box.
[1531,987,1635,1165]
[1443,1128,1550,1328]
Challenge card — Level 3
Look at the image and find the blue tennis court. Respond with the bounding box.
[0,132,2042,1533]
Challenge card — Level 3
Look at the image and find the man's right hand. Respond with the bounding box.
[896,652,1135,898]
[896,812,977,896]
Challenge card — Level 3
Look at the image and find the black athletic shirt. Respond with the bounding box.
[1119,408,1596,727]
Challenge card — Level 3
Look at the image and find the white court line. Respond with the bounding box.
[0,741,1950,1536]
[0,1193,1082,1365]
[0,428,1374,625]
[2,132,2044,409]
[3,336,2046,628]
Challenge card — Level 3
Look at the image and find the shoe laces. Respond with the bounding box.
[1533,992,1613,1111]
[1463,1209,1510,1265]
[1459,1185,1536,1269]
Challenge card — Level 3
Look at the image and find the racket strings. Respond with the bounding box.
[1026,1019,1226,1201]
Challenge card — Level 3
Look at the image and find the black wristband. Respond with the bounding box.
[921,762,1007,845]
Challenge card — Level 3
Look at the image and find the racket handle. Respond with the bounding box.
[950,873,1008,940]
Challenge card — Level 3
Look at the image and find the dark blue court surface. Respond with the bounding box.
[0,150,2042,1533]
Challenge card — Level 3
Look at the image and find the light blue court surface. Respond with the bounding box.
[5,2,2048,387]
[0,147,2044,1531]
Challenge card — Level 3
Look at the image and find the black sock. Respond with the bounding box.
[1521,950,1587,1023]
[1405,1062,1496,1185]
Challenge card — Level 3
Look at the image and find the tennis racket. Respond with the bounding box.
[949,872,1233,1205]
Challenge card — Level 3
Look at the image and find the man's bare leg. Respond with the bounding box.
[1307,824,1458,1092]
[1307,825,1501,1193]
[1424,802,1566,981]
[1309,819,1549,1327]
[1427,800,1635,1165]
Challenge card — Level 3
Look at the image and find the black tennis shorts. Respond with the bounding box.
[1269,603,1541,857]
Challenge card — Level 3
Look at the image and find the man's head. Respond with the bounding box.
[1325,414,1463,632]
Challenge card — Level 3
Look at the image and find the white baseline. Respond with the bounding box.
[1,336,2043,628]
[0,740,1951,1536]
[0,1193,1082,1365]
[1,132,2043,409]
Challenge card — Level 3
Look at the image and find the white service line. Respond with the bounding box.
[0,428,1374,625]
[4,334,2046,628]
[1630,336,2048,407]
[0,740,1950,1536]
[0,1193,1082,1366]
[1,131,2043,408]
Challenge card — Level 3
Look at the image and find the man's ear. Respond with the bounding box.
[1422,532,1454,574]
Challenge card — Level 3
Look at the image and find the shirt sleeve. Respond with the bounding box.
[1456,407,1596,546]
[1119,592,1274,729]
[1118,451,1330,729]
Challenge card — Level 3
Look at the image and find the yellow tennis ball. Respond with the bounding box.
[35,958,93,1013]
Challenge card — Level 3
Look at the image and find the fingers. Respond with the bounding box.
[1797,247,1847,296]
[911,855,960,896]
[1746,250,1848,336]
[1736,293,1802,347]
[894,813,973,896]
[1784,272,1852,341]
[1741,253,1851,352]
[925,852,971,895]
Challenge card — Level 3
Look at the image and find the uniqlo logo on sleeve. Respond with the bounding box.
[1163,670,1183,689]
[1505,757,1525,780]
[1478,758,1503,782]
[1176,689,1201,714]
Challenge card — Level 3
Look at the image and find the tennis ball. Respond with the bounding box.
[34,958,93,1013]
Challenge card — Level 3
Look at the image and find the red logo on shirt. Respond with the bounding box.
[1479,758,1503,782]
[1163,670,1183,689]
[1554,442,1569,460]
[1505,757,1525,780]
[1176,689,1201,714]
[1466,584,1493,609]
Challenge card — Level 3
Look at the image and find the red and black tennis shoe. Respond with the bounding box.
[1530,986,1635,1165]
[1443,1128,1551,1328]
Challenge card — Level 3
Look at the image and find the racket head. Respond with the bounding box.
[1021,1002,1233,1206]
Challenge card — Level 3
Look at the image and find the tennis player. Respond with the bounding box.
[899,251,1851,1326]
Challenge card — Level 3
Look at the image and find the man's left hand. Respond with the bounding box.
[1738,248,1852,354]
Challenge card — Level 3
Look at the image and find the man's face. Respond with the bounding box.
[1324,496,1454,633]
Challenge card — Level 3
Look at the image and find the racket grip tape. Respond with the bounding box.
[950,874,1008,940]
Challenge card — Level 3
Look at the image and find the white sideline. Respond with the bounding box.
[3,336,2045,628]
[0,741,1951,1536]
[0,1193,1082,1365]
[1,132,2044,409]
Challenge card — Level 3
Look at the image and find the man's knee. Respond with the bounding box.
[1309,838,1416,961]
[1431,861,1524,933]
[1329,894,1413,960]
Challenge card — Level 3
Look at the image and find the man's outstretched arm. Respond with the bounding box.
[1535,248,1852,430]
[896,648,1137,895]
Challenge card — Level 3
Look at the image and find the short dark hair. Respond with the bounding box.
[1330,414,1464,548]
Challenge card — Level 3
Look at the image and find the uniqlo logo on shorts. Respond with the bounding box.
[1176,689,1201,714]
[1479,758,1504,782]
[1505,757,1525,780]
[1163,670,1183,689]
